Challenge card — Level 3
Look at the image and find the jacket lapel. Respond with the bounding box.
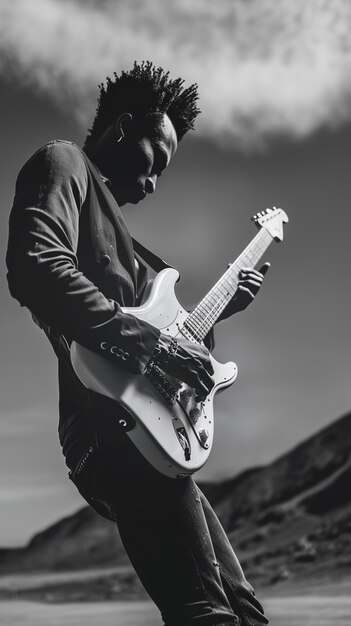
[82,153,138,291]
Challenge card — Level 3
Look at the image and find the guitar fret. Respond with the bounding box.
[184,227,274,342]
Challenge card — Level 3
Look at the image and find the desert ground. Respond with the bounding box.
[1,594,351,626]
[1,559,350,626]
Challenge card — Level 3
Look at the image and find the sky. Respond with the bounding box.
[0,0,351,546]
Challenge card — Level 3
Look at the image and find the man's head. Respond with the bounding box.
[84,61,200,205]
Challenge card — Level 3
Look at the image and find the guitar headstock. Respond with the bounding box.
[252,207,289,242]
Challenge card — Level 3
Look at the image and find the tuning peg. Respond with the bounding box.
[266,208,273,213]
[252,210,266,221]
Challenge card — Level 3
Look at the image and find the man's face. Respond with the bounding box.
[109,113,178,206]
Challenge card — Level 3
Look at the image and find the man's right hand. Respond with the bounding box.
[153,334,214,402]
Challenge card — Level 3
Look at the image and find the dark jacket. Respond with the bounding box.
[6,140,160,423]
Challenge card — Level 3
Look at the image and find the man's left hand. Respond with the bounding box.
[219,262,270,321]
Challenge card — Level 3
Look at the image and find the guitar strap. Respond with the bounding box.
[132,237,175,273]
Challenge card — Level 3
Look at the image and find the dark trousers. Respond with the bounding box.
[60,410,269,626]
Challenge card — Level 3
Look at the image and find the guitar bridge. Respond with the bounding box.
[145,363,178,406]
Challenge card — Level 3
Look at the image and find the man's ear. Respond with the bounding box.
[114,113,133,142]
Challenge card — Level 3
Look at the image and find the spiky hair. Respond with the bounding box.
[84,61,200,149]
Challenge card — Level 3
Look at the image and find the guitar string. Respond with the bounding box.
[184,231,272,342]
[187,261,242,334]
[190,289,233,336]
[185,290,233,342]
[186,255,257,340]
[186,282,237,341]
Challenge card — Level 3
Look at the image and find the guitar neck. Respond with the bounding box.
[183,228,273,342]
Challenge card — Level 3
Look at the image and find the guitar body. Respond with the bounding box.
[71,207,288,478]
[71,268,238,478]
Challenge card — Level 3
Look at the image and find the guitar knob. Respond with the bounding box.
[199,428,210,444]
[189,408,201,423]
[180,388,193,404]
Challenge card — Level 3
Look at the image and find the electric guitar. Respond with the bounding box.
[71,207,288,478]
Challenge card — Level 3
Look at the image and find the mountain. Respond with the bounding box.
[203,410,351,586]
[1,411,351,597]
[0,506,129,574]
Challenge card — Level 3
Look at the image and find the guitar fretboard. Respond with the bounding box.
[183,228,273,342]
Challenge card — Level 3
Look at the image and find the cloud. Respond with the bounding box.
[1,0,351,148]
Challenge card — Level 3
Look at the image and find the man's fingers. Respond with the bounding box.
[198,363,214,389]
[237,285,255,299]
[185,346,215,399]
[199,355,214,376]
[240,263,270,278]
[240,272,263,283]
[194,370,213,401]
[240,278,261,290]
[238,285,253,294]
[258,262,270,276]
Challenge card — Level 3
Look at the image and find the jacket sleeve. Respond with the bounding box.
[6,141,160,374]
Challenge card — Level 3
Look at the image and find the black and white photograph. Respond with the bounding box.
[0,1,350,625]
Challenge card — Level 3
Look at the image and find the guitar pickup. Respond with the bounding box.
[176,427,191,461]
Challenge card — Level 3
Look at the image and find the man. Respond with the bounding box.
[7,61,270,625]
